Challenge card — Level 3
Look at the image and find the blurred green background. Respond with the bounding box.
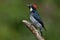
[0,0,60,40]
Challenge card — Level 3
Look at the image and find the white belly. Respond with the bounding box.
[30,15,42,28]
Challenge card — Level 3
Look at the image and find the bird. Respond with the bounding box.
[27,4,46,36]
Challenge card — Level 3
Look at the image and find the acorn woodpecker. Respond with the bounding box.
[27,4,46,36]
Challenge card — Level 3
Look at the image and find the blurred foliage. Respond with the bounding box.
[53,0,60,7]
[0,0,60,40]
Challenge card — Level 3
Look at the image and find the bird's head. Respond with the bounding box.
[27,4,37,11]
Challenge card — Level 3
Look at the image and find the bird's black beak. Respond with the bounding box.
[27,4,32,9]
[27,4,30,7]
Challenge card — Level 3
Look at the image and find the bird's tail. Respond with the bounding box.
[39,27,47,37]
[43,27,47,32]
[39,27,43,37]
[40,30,43,37]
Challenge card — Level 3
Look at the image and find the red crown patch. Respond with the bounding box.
[33,4,37,9]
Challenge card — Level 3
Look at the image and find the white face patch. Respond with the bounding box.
[30,8,33,11]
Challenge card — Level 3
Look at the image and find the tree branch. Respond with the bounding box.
[22,20,45,40]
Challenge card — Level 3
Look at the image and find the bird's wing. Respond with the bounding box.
[32,11,46,31]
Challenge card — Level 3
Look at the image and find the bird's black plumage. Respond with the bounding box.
[31,10,46,31]
[28,4,46,36]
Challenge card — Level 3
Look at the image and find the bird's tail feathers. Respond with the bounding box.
[43,27,47,32]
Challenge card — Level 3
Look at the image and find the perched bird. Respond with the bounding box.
[27,4,46,36]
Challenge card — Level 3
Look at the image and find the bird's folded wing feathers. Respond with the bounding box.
[32,12,46,31]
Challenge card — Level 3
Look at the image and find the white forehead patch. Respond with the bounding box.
[30,8,33,11]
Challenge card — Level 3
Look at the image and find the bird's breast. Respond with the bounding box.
[30,15,42,28]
